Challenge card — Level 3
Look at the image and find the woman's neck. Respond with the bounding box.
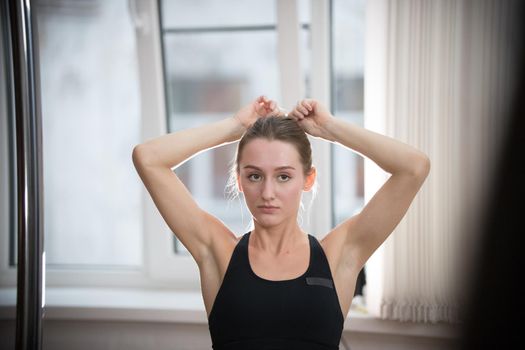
[250,222,307,256]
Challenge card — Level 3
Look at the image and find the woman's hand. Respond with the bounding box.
[234,95,281,130]
[289,99,334,140]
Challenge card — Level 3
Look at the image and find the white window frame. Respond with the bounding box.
[0,0,333,290]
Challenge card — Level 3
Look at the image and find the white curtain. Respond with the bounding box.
[364,0,519,323]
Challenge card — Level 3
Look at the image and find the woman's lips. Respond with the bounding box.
[258,206,279,213]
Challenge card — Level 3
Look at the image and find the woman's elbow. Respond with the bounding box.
[414,153,431,178]
[132,144,156,168]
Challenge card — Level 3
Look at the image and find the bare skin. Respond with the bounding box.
[132,96,430,320]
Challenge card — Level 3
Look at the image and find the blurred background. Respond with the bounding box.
[0,0,522,349]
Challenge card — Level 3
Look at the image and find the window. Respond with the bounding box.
[1,0,367,294]
[34,0,143,268]
[1,0,150,289]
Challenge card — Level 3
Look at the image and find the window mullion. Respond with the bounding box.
[309,0,332,237]
[276,0,302,108]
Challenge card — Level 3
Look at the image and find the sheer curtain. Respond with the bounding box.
[364,0,519,323]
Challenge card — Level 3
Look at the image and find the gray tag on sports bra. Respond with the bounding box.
[306,277,334,289]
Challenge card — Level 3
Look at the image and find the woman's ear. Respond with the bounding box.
[237,174,243,193]
[303,166,317,191]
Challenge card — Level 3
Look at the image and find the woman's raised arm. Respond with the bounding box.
[290,99,430,271]
[132,96,280,265]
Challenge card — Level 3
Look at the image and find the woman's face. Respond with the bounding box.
[237,138,314,228]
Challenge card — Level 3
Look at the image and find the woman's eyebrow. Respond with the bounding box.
[243,165,296,171]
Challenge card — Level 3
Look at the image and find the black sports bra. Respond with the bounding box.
[208,231,345,349]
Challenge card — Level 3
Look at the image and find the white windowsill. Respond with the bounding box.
[0,287,458,339]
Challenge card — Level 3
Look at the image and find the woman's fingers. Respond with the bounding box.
[253,96,316,120]
[301,100,313,111]
[268,104,279,116]
[257,95,268,104]
[290,109,304,120]
[264,100,276,116]
[296,101,309,115]
[254,96,272,115]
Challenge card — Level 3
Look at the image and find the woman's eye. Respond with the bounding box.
[248,174,261,181]
[278,174,290,182]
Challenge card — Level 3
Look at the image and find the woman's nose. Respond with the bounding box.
[261,179,275,200]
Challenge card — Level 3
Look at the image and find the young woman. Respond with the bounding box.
[132,95,430,349]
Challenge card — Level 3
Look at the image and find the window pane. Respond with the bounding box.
[36,0,142,267]
[161,0,276,29]
[332,0,366,226]
[163,31,280,118]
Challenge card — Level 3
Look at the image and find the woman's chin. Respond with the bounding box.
[253,215,282,227]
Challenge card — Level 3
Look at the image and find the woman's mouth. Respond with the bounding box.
[258,206,280,213]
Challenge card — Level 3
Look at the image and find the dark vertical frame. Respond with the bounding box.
[7,0,45,348]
